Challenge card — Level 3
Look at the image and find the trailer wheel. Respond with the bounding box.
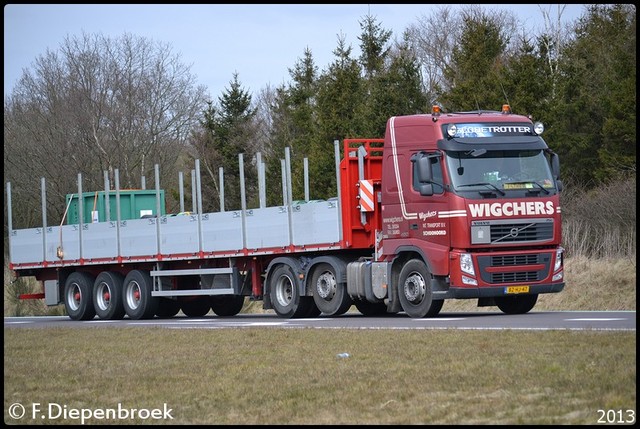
[210,295,245,317]
[155,298,181,318]
[495,294,538,314]
[93,271,125,320]
[354,299,387,316]
[311,263,352,316]
[180,297,211,317]
[64,272,96,320]
[269,264,313,318]
[398,259,433,318]
[122,270,158,319]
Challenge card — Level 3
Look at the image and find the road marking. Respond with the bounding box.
[565,318,626,322]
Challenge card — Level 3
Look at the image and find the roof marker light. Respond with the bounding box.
[431,105,441,122]
[501,104,511,114]
[533,122,544,135]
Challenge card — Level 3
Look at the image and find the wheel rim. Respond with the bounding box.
[316,271,337,300]
[66,283,82,311]
[274,275,294,307]
[125,281,141,310]
[403,272,426,304]
[95,281,111,311]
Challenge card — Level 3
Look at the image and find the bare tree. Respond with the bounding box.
[537,4,576,97]
[4,32,208,226]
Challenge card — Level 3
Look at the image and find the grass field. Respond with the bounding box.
[3,328,636,425]
[3,256,637,424]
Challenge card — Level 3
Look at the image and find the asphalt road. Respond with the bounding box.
[4,310,635,331]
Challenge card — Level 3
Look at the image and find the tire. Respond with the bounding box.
[425,300,444,317]
[495,294,538,314]
[303,301,322,318]
[180,296,211,317]
[122,270,158,320]
[210,295,245,317]
[93,271,125,320]
[354,299,387,316]
[64,272,96,321]
[398,259,433,318]
[311,263,352,316]
[269,264,312,318]
[155,298,181,318]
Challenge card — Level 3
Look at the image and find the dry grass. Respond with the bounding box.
[3,328,636,425]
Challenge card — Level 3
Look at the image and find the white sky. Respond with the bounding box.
[4,4,587,100]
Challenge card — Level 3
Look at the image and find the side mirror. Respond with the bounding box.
[415,155,433,183]
[550,152,561,179]
[418,184,434,196]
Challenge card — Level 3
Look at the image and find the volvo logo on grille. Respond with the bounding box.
[509,227,519,237]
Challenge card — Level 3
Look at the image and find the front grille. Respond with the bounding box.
[490,221,553,243]
[491,271,540,283]
[492,254,539,266]
[477,252,552,285]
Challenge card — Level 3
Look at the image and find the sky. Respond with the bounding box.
[4,4,588,100]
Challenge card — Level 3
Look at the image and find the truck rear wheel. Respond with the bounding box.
[93,271,125,320]
[303,301,321,317]
[495,294,538,314]
[311,263,352,316]
[398,259,433,318]
[210,295,245,317]
[122,270,158,320]
[354,299,387,316]
[64,272,96,321]
[269,264,313,318]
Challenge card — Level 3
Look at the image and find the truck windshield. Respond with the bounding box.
[445,150,555,193]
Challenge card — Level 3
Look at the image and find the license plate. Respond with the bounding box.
[505,286,529,294]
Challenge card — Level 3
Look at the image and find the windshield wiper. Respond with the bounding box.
[504,181,550,194]
[457,182,506,196]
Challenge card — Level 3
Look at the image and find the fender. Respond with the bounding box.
[264,256,305,298]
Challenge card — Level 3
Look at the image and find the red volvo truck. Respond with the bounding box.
[6,105,565,320]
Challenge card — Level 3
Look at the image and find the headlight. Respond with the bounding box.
[554,247,564,272]
[460,253,475,276]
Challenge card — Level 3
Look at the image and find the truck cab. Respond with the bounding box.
[378,105,565,317]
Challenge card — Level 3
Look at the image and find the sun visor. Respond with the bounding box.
[437,136,548,151]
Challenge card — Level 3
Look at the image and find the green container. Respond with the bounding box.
[65,189,166,224]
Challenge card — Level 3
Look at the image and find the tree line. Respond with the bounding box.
[3,4,636,230]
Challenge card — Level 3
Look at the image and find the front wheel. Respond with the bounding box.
[425,300,444,317]
[398,259,433,318]
[495,294,538,314]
